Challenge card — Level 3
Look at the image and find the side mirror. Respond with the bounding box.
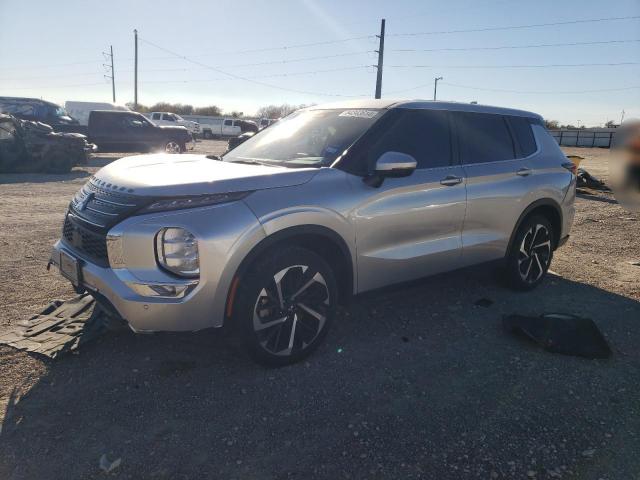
[364,151,417,187]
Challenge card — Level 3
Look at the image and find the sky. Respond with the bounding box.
[0,0,638,126]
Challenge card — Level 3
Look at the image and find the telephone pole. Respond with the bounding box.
[433,76,443,101]
[103,45,116,103]
[134,29,138,109]
[374,19,385,99]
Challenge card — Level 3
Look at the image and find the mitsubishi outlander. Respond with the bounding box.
[49,99,576,365]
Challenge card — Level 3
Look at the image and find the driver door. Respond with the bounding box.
[349,109,467,292]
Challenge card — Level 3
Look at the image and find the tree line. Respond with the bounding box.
[125,102,310,119]
[544,119,618,130]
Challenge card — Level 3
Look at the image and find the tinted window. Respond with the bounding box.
[151,113,160,120]
[224,119,233,126]
[509,116,537,157]
[456,112,515,164]
[368,110,451,169]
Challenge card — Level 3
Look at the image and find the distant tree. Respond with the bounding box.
[256,103,308,119]
[147,102,194,115]
[126,102,149,113]
[227,111,244,118]
[605,120,617,128]
[193,105,222,117]
[544,119,560,130]
[563,124,576,129]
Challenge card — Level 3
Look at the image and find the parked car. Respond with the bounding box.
[227,131,255,151]
[49,99,576,366]
[87,110,193,153]
[183,116,242,139]
[259,118,278,129]
[0,113,94,173]
[236,119,259,133]
[0,96,84,133]
[65,101,130,126]
[149,112,200,136]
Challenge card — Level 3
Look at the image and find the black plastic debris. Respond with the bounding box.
[576,168,610,191]
[474,298,494,308]
[503,313,612,359]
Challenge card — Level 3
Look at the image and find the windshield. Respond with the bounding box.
[223,108,382,167]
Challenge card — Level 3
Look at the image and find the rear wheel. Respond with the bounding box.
[233,247,337,366]
[505,215,554,290]
[164,141,181,153]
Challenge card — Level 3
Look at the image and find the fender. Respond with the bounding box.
[505,198,563,259]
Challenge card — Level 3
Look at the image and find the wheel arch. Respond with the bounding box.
[506,198,563,259]
[225,224,355,319]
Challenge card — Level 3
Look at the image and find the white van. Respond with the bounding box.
[65,101,130,126]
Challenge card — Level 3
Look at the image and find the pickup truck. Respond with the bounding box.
[149,112,200,135]
[182,115,242,139]
[88,110,192,153]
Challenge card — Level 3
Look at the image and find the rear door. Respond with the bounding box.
[351,109,467,292]
[454,112,537,265]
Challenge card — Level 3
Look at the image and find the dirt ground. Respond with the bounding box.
[0,144,638,479]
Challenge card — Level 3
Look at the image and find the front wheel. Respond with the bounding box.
[232,247,337,366]
[505,215,554,290]
[164,141,182,153]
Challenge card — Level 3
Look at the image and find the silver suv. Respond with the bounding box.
[50,99,576,365]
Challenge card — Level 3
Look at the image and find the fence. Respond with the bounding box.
[549,129,615,148]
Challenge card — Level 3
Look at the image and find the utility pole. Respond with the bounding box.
[103,46,116,103]
[433,76,443,101]
[134,29,138,110]
[374,19,385,99]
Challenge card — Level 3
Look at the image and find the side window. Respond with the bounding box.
[151,113,160,120]
[368,110,451,169]
[224,119,233,126]
[456,112,515,164]
[163,114,175,122]
[509,116,537,157]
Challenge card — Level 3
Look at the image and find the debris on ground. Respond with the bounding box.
[576,168,610,191]
[502,313,612,359]
[99,454,122,473]
[474,298,494,308]
[0,294,108,359]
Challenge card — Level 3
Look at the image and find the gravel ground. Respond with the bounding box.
[0,144,638,480]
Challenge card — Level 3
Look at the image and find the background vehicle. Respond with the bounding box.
[236,119,259,133]
[182,115,242,138]
[0,96,83,133]
[149,112,200,136]
[50,100,575,366]
[0,113,93,173]
[87,110,192,153]
[259,118,277,129]
[65,101,130,126]
[227,131,255,151]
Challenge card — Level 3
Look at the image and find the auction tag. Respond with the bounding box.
[339,110,379,119]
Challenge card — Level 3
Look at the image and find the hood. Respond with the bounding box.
[158,125,189,133]
[94,153,319,196]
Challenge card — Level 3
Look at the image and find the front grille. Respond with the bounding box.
[62,214,109,266]
[69,176,150,230]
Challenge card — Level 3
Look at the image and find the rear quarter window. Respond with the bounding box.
[509,116,537,157]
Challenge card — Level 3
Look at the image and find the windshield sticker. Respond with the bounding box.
[339,110,379,119]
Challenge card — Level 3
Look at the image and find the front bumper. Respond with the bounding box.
[49,200,266,332]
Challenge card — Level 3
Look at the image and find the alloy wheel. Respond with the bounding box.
[517,224,552,284]
[252,264,330,357]
[165,141,181,153]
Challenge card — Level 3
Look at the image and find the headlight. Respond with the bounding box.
[141,191,251,213]
[155,227,199,277]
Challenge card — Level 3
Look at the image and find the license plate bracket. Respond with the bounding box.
[59,250,82,287]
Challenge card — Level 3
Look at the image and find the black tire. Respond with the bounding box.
[232,246,337,366]
[505,214,554,290]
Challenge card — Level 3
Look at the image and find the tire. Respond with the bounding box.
[164,141,181,154]
[505,214,554,290]
[232,246,337,366]
[203,131,212,140]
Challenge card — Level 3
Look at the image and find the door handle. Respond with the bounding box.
[516,167,533,177]
[440,175,463,186]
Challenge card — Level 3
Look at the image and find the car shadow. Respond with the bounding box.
[1,268,639,479]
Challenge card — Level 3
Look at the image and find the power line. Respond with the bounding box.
[386,81,640,95]
[138,36,369,98]
[212,35,376,55]
[389,62,640,69]
[390,39,640,53]
[388,15,640,37]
